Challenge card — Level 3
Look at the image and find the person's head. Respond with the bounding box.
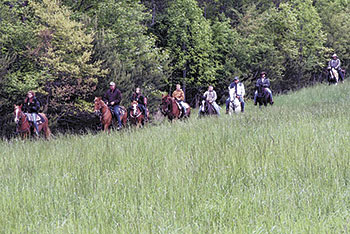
[260,71,266,78]
[136,87,141,94]
[109,81,116,90]
[27,91,35,99]
[208,85,214,91]
[176,84,181,90]
[234,76,239,83]
[332,53,337,59]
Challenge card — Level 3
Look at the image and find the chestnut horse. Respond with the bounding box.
[94,97,127,132]
[128,100,148,128]
[160,94,191,121]
[14,105,51,139]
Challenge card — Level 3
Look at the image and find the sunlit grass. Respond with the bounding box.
[1,81,350,232]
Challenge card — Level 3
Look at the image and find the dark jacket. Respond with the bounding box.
[103,88,122,106]
[23,97,40,113]
[256,78,270,89]
[131,93,146,106]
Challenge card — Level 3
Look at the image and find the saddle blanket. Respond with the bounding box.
[25,113,44,124]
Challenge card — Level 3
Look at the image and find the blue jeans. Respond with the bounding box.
[112,105,122,127]
[31,113,39,135]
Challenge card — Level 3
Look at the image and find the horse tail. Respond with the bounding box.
[40,114,51,139]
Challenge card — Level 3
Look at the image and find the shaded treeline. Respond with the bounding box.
[0,0,349,137]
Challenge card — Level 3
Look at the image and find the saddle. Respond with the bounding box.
[175,101,189,117]
[25,113,45,124]
[109,106,126,118]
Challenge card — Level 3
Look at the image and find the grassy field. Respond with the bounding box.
[1,82,350,233]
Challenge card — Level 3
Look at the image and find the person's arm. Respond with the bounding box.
[33,98,40,112]
[213,91,217,102]
[115,90,122,105]
[103,91,108,104]
[263,79,270,88]
[240,84,245,97]
[335,59,341,70]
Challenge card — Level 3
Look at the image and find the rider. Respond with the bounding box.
[23,90,40,136]
[131,87,148,121]
[254,71,273,105]
[172,84,187,117]
[328,53,344,81]
[225,76,245,113]
[103,81,122,130]
[202,85,220,115]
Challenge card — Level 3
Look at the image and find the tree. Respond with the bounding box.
[163,0,216,100]
[29,0,105,119]
[92,0,170,111]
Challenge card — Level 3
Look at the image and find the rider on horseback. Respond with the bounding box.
[225,76,245,113]
[254,71,273,105]
[328,54,344,82]
[172,84,187,117]
[201,85,220,116]
[23,91,40,136]
[103,81,123,130]
[131,87,148,121]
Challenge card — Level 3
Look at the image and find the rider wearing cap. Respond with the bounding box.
[328,53,344,81]
[225,76,245,113]
[254,71,273,105]
[103,81,123,129]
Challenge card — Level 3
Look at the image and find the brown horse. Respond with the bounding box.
[128,100,148,128]
[14,105,51,139]
[94,97,127,132]
[160,94,191,121]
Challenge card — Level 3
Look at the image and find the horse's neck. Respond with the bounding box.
[101,103,110,113]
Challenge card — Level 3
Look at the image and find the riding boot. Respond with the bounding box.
[226,109,229,114]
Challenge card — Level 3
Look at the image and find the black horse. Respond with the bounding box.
[256,86,273,107]
[199,99,218,116]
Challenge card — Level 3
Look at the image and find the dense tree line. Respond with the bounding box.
[0,0,349,136]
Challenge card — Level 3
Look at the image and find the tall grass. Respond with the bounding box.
[1,82,350,233]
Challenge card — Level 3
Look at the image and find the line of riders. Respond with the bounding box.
[17,54,345,135]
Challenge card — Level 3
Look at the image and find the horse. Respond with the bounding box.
[328,67,339,85]
[14,104,51,139]
[128,100,148,128]
[256,86,273,107]
[228,97,241,115]
[228,88,241,115]
[94,97,127,132]
[199,100,218,116]
[160,94,191,121]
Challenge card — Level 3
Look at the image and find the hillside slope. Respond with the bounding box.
[1,82,350,232]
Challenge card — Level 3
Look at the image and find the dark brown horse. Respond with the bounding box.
[94,97,127,132]
[128,100,148,128]
[160,94,191,121]
[14,104,51,139]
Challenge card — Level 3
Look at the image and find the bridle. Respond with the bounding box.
[94,99,110,120]
[130,101,142,118]
[161,97,172,115]
[14,107,30,134]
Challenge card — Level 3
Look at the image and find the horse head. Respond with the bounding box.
[94,97,104,116]
[14,104,23,125]
[131,100,140,117]
[161,94,172,115]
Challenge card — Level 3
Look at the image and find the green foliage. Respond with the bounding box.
[92,0,169,107]
[163,0,217,93]
[29,0,105,113]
